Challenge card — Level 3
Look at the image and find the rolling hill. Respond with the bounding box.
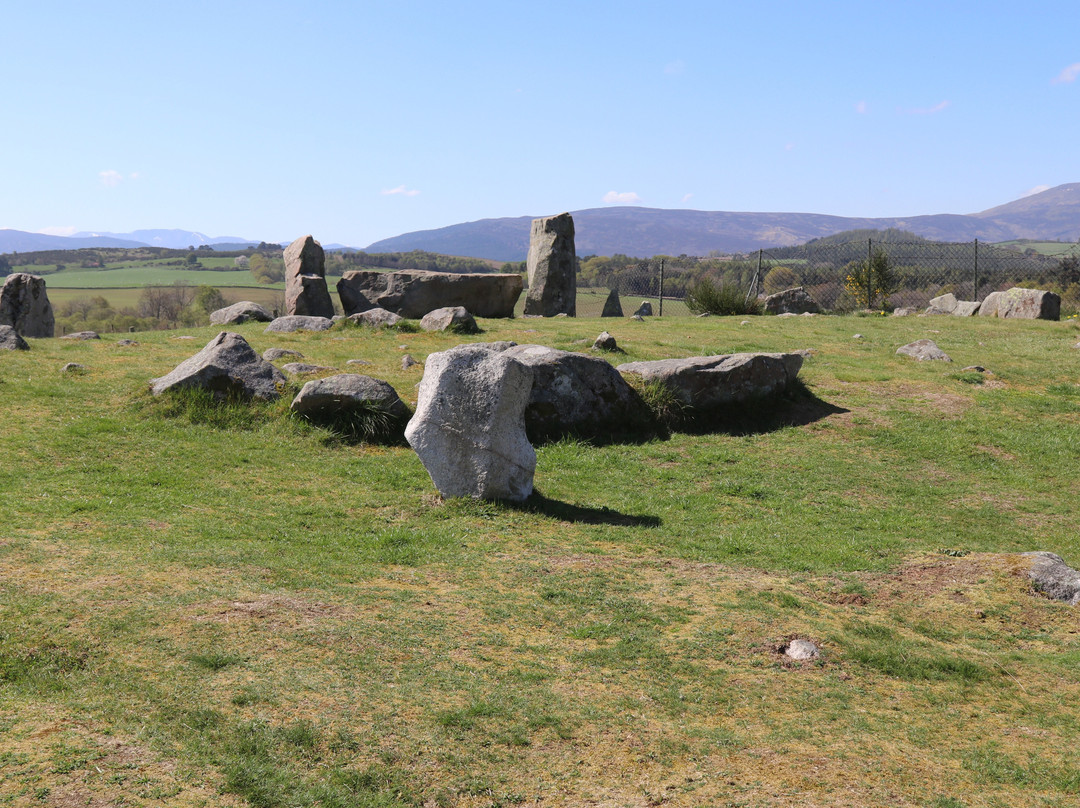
[364,183,1080,261]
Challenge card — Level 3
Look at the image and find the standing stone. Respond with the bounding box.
[601,288,623,317]
[633,301,653,317]
[284,235,334,318]
[405,344,536,501]
[523,213,576,317]
[0,273,55,337]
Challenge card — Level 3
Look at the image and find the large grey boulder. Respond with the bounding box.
[150,331,286,400]
[284,235,335,317]
[419,306,479,333]
[896,339,952,362]
[601,288,623,317]
[337,270,522,318]
[210,301,274,325]
[264,315,334,333]
[978,287,1060,320]
[523,213,576,317]
[0,324,29,350]
[405,344,536,501]
[505,345,655,442]
[291,373,409,441]
[0,273,54,338]
[345,307,402,329]
[1024,552,1080,606]
[764,287,820,315]
[617,352,804,411]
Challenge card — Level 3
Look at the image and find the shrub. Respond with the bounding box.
[684,277,761,316]
[844,249,898,310]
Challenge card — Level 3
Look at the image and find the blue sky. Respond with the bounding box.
[2,0,1078,248]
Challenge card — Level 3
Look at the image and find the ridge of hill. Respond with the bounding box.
[364,184,1080,261]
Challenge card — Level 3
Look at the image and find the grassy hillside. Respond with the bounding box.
[2,314,1079,807]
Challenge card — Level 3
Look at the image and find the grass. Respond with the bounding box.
[1,313,1080,806]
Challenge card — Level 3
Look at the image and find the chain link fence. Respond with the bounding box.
[574,239,1080,316]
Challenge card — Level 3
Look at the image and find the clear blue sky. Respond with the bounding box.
[2,0,1078,248]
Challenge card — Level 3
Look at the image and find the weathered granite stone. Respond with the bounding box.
[289,373,410,438]
[284,235,334,317]
[925,293,980,316]
[61,362,87,374]
[896,339,952,362]
[601,288,623,318]
[0,273,54,337]
[633,301,653,317]
[0,325,30,350]
[419,306,479,333]
[617,353,804,411]
[784,639,820,660]
[504,344,655,443]
[337,270,522,318]
[263,347,304,361]
[1024,552,1080,606]
[523,213,576,317]
[61,331,100,340]
[115,339,138,347]
[892,307,916,317]
[978,287,1060,320]
[281,362,335,376]
[150,332,285,400]
[763,287,821,315]
[593,331,617,351]
[210,301,274,325]
[264,315,334,333]
[405,344,536,501]
[345,307,403,328]
[402,354,418,369]
[953,300,981,316]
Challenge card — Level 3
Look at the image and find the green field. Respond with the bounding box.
[48,286,285,312]
[2,314,1080,807]
[33,265,276,290]
[992,240,1080,257]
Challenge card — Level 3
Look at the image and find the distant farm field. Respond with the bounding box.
[47,286,285,311]
[35,265,278,289]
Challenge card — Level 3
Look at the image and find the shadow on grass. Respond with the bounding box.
[674,380,848,437]
[511,490,662,527]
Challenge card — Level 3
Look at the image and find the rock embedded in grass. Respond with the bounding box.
[405,343,536,501]
[784,639,820,660]
[420,306,479,334]
[978,287,1060,320]
[61,330,100,340]
[1024,551,1080,606]
[290,373,410,440]
[617,352,804,411]
[264,315,334,333]
[345,308,403,329]
[282,362,335,376]
[150,331,286,401]
[263,347,304,361]
[763,286,821,315]
[209,301,274,325]
[593,331,618,351]
[0,324,29,350]
[896,339,952,362]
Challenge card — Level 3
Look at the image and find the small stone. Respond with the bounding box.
[347,359,372,366]
[115,339,138,347]
[281,362,334,376]
[61,362,87,374]
[61,330,100,340]
[263,348,304,361]
[593,331,618,351]
[962,366,987,373]
[897,339,952,362]
[784,639,820,661]
[853,334,863,339]
[402,354,418,369]
[631,314,645,322]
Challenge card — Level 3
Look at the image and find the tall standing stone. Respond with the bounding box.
[601,288,623,317]
[524,212,576,317]
[0,273,55,338]
[284,235,334,318]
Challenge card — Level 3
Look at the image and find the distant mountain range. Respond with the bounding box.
[0,228,262,254]
[364,183,1080,260]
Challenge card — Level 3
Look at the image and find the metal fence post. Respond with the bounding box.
[974,238,979,301]
[659,258,664,317]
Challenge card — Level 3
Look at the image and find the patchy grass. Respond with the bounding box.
[1,314,1079,806]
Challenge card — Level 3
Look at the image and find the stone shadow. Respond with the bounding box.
[512,491,662,528]
[673,379,848,437]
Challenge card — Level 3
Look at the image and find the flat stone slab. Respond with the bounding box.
[897,339,952,362]
[264,315,334,333]
[617,352,804,410]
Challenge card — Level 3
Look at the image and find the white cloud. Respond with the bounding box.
[855,100,868,114]
[681,193,693,203]
[1021,184,1051,198]
[903,100,951,115]
[381,185,420,197]
[1053,62,1080,84]
[37,226,78,236]
[602,190,641,204]
[99,169,123,187]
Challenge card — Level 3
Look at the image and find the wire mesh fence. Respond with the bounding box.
[573,239,1080,317]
